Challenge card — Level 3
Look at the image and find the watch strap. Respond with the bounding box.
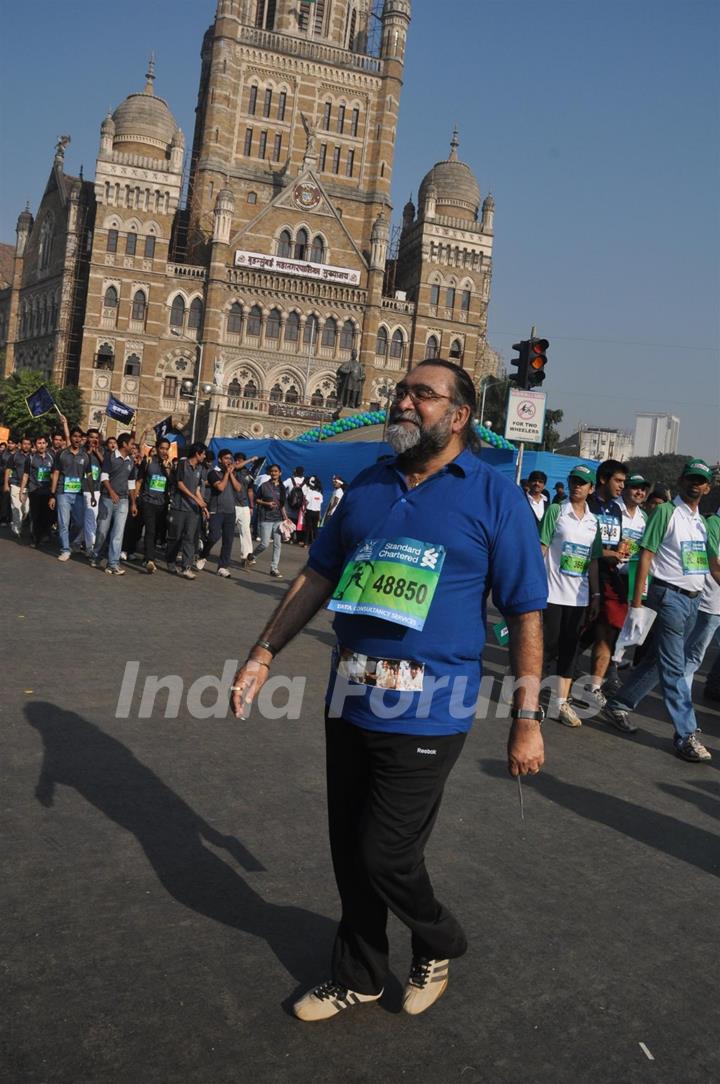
[511,707,545,723]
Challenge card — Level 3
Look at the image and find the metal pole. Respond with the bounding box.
[191,342,203,443]
[513,325,535,486]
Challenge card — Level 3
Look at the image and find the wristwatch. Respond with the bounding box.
[510,707,545,724]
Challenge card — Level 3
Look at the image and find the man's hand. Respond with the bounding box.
[507,720,544,777]
[130,504,138,518]
[230,659,271,719]
[48,496,56,510]
[587,595,601,622]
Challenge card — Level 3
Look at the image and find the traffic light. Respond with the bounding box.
[527,338,549,387]
[510,340,530,388]
[510,338,549,389]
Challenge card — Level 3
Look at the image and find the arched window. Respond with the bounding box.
[247,305,263,336]
[425,336,439,360]
[188,297,203,331]
[131,290,147,322]
[294,228,308,260]
[285,385,299,404]
[310,235,325,263]
[430,283,440,307]
[269,383,283,402]
[321,316,337,347]
[227,378,242,399]
[340,320,355,351]
[390,329,405,360]
[144,235,156,259]
[125,232,137,257]
[446,286,456,310]
[449,339,463,359]
[375,326,388,357]
[227,302,243,334]
[285,311,300,342]
[347,8,357,50]
[170,295,185,328]
[243,380,258,398]
[303,314,319,345]
[96,343,114,370]
[322,101,332,130]
[124,353,141,376]
[277,230,292,258]
[266,308,281,340]
[461,289,471,312]
[103,286,118,309]
[107,229,118,253]
[310,390,324,407]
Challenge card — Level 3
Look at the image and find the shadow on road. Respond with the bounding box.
[479,758,720,878]
[25,701,336,983]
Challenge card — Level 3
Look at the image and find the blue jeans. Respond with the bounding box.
[685,610,720,690]
[254,519,282,572]
[92,495,129,569]
[56,491,84,554]
[608,582,701,741]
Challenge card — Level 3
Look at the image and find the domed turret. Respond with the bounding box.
[418,129,481,223]
[16,203,34,257]
[109,57,182,161]
[402,194,415,230]
[481,192,495,234]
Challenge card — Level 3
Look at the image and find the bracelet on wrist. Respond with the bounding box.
[254,638,277,658]
[247,657,270,669]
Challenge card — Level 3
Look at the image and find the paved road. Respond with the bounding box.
[2,533,718,1084]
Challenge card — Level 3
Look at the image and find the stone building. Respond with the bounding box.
[0,0,498,438]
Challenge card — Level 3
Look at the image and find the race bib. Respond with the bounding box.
[622,527,644,562]
[149,474,167,492]
[560,541,591,577]
[598,514,621,546]
[36,467,50,483]
[64,476,81,493]
[327,537,446,631]
[681,540,709,575]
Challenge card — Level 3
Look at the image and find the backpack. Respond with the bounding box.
[287,482,304,510]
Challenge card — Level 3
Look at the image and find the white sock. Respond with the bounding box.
[590,680,602,692]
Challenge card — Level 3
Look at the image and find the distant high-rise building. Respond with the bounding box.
[633,413,680,457]
[556,425,634,462]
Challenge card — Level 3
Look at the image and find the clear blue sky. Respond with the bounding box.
[1,1,718,459]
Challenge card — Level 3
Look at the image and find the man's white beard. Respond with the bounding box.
[387,422,421,454]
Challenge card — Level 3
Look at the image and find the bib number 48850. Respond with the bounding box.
[372,574,428,604]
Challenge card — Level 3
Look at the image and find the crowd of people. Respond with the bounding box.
[3,360,719,1024]
[0,422,347,582]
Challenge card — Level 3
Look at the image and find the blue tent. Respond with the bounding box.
[477,449,600,494]
[208,437,394,484]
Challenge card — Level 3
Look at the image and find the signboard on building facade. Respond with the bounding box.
[504,389,547,444]
[234,250,361,286]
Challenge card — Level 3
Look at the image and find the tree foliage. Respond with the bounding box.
[0,370,84,439]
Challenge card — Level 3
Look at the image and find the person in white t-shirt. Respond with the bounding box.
[539,464,602,727]
[302,475,324,546]
[526,470,549,524]
[603,459,716,762]
[325,475,346,520]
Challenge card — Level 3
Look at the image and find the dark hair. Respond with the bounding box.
[597,459,628,484]
[156,438,170,449]
[293,465,304,474]
[234,450,245,460]
[529,471,547,483]
[415,358,480,450]
[269,462,281,472]
[649,483,671,501]
[86,427,101,438]
[70,426,85,438]
[554,481,565,489]
[308,475,323,492]
[218,447,233,459]
[117,433,132,450]
[187,442,207,458]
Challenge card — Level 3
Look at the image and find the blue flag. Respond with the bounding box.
[106,394,135,425]
[153,415,173,440]
[26,384,55,418]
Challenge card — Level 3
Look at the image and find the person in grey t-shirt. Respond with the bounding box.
[203,448,243,577]
[166,442,208,579]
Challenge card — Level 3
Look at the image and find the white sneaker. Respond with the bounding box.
[194,558,207,571]
[293,980,382,1022]
[57,552,71,562]
[557,701,582,728]
[180,568,197,580]
[217,567,231,578]
[402,958,449,1016]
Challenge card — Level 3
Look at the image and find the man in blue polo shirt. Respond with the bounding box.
[231,359,547,1022]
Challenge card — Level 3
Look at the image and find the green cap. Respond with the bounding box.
[682,458,713,483]
[627,473,650,487]
[569,464,596,484]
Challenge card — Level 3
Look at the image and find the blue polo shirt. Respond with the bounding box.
[308,448,548,736]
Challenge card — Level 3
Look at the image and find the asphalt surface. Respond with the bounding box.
[1,531,719,1084]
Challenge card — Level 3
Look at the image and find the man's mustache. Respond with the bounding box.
[389,409,421,426]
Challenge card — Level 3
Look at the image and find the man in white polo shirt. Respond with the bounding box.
[603,459,714,761]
